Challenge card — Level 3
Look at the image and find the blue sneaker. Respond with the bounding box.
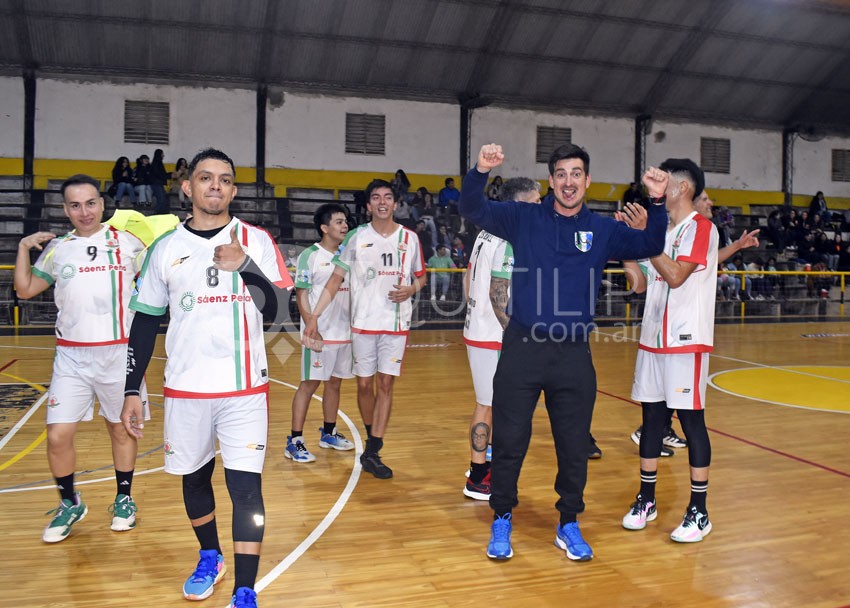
[554,521,593,561]
[229,586,258,607]
[183,549,226,600]
[318,426,354,451]
[285,436,316,463]
[487,514,513,559]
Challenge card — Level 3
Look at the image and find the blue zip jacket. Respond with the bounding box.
[459,167,666,340]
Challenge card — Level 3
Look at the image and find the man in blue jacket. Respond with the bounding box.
[460,142,668,562]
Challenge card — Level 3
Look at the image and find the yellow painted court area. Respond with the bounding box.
[711,366,850,413]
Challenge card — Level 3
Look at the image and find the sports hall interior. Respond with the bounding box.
[1,2,850,607]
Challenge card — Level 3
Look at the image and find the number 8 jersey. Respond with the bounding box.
[130,218,292,398]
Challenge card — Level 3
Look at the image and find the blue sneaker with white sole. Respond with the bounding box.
[554,521,593,561]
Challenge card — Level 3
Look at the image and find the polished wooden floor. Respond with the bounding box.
[1,322,849,608]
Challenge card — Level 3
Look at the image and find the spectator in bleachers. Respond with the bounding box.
[391,169,411,203]
[414,220,434,263]
[411,187,438,246]
[451,235,467,268]
[486,175,503,201]
[439,177,460,221]
[766,208,786,253]
[133,155,152,207]
[427,245,456,301]
[714,206,735,247]
[821,232,842,271]
[727,254,752,300]
[149,149,170,215]
[838,241,850,271]
[808,191,829,223]
[285,245,298,279]
[436,223,454,250]
[393,194,413,227]
[766,256,783,297]
[622,181,645,206]
[170,157,189,208]
[746,258,772,300]
[110,156,137,206]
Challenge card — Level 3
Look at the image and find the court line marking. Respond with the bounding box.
[708,367,850,414]
[0,392,48,452]
[0,373,49,459]
[596,388,850,479]
[252,377,363,601]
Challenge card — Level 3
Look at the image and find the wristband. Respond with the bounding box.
[649,196,666,205]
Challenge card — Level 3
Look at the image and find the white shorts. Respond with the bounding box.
[351,333,407,377]
[466,345,500,406]
[46,344,150,424]
[162,391,269,475]
[300,343,354,382]
[631,350,709,410]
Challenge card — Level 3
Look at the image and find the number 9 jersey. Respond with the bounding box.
[130,218,292,398]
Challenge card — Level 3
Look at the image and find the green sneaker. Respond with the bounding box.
[109,494,137,531]
[43,493,88,543]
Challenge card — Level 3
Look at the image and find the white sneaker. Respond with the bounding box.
[285,436,316,463]
[622,495,657,530]
[670,505,712,542]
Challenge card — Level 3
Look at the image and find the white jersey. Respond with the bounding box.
[463,231,513,349]
[295,243,351,343]
[334,223,425,335]
[131,218,293,398]
[32,224,145,346]
[638,211,718,354]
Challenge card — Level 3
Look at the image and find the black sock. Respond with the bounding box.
[323,421,336,436]
[55,473,76,503]
[639,469,657,502]
[192,519,222,554]
[559,512,577,526]
[365,424,372,439]
[690,479,708,513]
[116,469,134,497]
[233,554,260,594]
[494,510,511,520]
[469,461,490,484]
[366,436,383,454]
[290,430,303,438]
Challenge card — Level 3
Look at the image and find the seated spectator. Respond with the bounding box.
[486,175,503,201]
[622,181,645,206]
[427,245,456,301]
[450,235,467,268]
[133,155,152,207]
[766,256,783,297]
[110,156,137,206]
[170,157,189,208]
[808,191,829,223]
[438,177,460,221]
[715,206,735,247]
[415,220,434,263]
[746,258,773,300]
[726,254,753,300]
[766,208,786,252]
[392,169,411,203]
[436,223,454,250]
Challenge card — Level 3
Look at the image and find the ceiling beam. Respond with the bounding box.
[254,0,280,84]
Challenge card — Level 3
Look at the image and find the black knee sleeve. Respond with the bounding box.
[225,468,265,544]
[639,401,667,459]
[182,458,216,520]
[678,409,711,468]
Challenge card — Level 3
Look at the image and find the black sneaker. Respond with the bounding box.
[360,452,393,479]
[588,434,602,459]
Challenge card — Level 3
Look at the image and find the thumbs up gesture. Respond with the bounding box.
[213,225,247,271]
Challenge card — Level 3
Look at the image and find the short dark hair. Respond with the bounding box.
[501,177,539,202]
[445,177,454,186]
[188,148,236,177]
[313,203,349,239]
[365,179,399,202]
[60,174,101,199]
[659,158,705,199]
[548,144,590,175]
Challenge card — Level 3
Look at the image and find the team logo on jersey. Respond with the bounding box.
[298,269,310,283]
[312,359,324,368]
[105,239,120,249]
[503,256,515,272]
[575,231,593,252]
[397,241,408,252]
[679,334,692,341]
[179,291,196,312]
[163,441,175,456]
[60,264,76,280]
[171,255,191,267]
[47,395,60,408]
[366,267,376,280]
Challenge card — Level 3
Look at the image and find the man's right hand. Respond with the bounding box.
[120,395,145,439]
[301,318,324,352]
[642,166,669,199]
[477,144,505,172]
[20,232,56,251]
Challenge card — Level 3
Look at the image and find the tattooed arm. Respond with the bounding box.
[489,276,510,331]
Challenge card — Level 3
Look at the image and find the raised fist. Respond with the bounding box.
[642,167,669,199]
[477,144,505,172]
